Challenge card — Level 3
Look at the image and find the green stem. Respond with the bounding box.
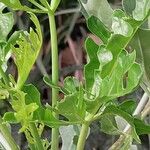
[29,123,44,150]
[76,123,90,150]
[77,100,102,150]
[48,12,59,150]
[0,116,19,150]
[51,0,60,12]
[28,0,48,11]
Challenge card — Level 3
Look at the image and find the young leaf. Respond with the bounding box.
[12,13,42,89]
[10,90,39,132]
[78,0,113,28]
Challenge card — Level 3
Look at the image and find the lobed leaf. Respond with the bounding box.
[92,50,142,101]
[23,84,65,128]
[10,90,39,132]
[12,13,42,89]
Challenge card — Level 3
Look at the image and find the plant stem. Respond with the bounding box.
[29,123,44,150]
[77,101,101,150]
[76,123,90,150]
[0,116,19,150]
[48,12,59,150]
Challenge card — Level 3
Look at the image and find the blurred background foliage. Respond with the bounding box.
[1,0,149,149]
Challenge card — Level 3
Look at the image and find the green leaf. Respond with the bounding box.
[0,12,14,42]
[0,0,23,10]
[23,84,44,120]
[134,118,150,135]
[23,84,41,107]
[112,10,133,37]
[133,0,150,21]
[3,112,18,123]
[100,16,141,79]
[87,16,111,43]
[57,91,86,122]
[40,108,65,128]
[100,115,121,135]
[63,77,80,94]
[0,0,39,12]
[103,105,134,127]
[78,0,113,28]
[119,100,136,115]
[84,37,99,92]
[97,50,142,101]
[10,90,39,132]
[22,84,66,127]
[97,45,113,67]
[102,105,140,142]
[130,28,150,87]
[5,30,23,55]
[12,13,42,89]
